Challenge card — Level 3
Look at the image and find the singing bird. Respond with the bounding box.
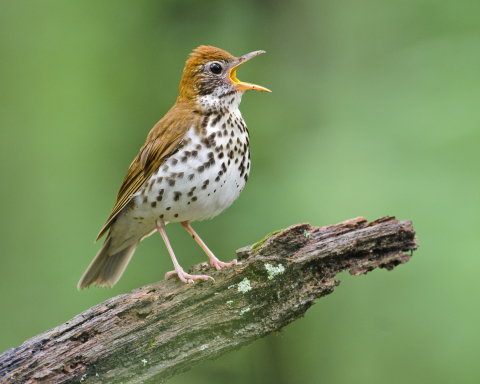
[78,46,270,289]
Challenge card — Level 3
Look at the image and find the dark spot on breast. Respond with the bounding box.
[228,160,231,166]
[192,150,198,157]
[228,150,234,159]
[222,123,226,129]
[168,179,176,187]
[202,180,210,190]
[217,130,222,138]
[143,196,148,203]
[166,207,171,210]
[215,176,220,182]
[234,146,238,151]
[151,202,157,208]
[188,173,195,181]
[196,144,202,150]
[181,156,188,162]
[198,165,205,173]
[171,158,178,166]
[202,115,210,128]
[173,192,182,201]
[235,158,239,164]
[160,214,164,219]
[218,152,224,159]
[156,195,163,202]
[201,138,212,148]
[192,196,198,202]
[174,213,179,218]
[156,177,163,184]
[177,172,184,179]
[212,114,221,126]
[222,162,227,172]
[163,165,169,172]
[230,130,235,137]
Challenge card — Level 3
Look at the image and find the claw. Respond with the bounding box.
[165,268,214,284]
[210,258,237,270]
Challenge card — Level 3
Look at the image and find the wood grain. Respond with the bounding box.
[0,216,417,384]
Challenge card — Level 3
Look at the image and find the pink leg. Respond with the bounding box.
[156,221,214,284]
[181,221,237,270]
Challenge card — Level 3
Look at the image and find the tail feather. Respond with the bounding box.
[77,236,139,290]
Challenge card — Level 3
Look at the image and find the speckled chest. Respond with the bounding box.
[131,106,251,225]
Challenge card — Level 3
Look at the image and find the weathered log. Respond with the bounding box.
[0,216,417,384]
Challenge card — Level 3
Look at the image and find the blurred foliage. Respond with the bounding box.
[1,1,479,383]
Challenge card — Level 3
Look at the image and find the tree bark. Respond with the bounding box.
[0,216,417,384]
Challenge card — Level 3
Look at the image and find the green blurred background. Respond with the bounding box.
[1,0,479,383]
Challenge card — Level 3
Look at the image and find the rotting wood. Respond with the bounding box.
[0,216,417,384]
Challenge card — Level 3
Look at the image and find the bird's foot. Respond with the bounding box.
[165,267,214,284]
[210,257,237,271]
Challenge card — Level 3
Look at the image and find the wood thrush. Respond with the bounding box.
[78,46,270,289]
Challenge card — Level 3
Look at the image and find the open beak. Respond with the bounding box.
[229,50,271,92]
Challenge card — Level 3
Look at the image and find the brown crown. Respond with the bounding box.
[187,45,236,66]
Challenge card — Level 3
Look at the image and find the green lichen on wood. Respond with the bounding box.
[237,278,253,293]
[251,229,283,250]
[265,263,285,280]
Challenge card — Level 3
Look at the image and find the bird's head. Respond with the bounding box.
[177,46,271,104]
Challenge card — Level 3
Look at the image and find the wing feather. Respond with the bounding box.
[95,104,199,241]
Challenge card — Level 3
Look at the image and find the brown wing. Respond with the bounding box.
[95,103,199,241]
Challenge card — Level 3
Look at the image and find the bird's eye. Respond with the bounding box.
[209,63,222,75]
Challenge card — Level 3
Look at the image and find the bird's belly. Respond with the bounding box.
[124,123,250,228]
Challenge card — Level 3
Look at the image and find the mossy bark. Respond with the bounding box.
[0,216,417,384]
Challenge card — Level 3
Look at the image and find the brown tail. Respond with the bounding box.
[77,236,139,289]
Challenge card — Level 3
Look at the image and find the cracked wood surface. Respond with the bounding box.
[0,216,418,384]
